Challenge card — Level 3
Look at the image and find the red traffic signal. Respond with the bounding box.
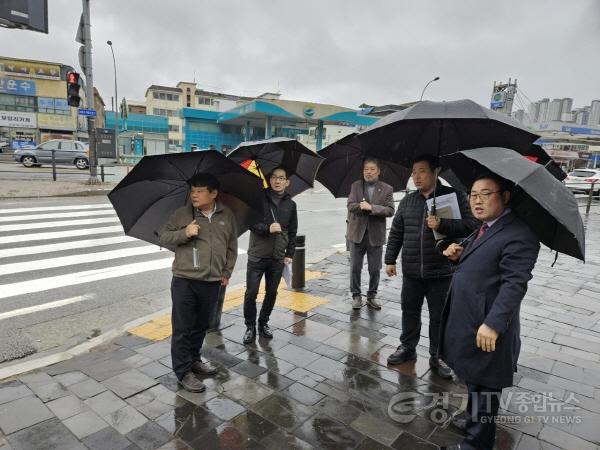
[66,71,81,107]
[67,71,80,84]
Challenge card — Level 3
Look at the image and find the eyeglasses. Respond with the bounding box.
[469,190,502,201]
[270,176,287,181]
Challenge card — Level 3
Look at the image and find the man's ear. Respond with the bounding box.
[502,191,510,205]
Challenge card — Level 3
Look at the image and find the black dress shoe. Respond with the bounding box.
[429,356,453,379]
[387,345,417,365]
[258,323,274,339]
[243,326,256,344]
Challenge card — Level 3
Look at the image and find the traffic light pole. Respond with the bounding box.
[82,0,99,184]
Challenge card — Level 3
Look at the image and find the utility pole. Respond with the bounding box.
[81,0,99,184]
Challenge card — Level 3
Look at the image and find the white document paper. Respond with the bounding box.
[282,261,292,289]
[426,193,462,240]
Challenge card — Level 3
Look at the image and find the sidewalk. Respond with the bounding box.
[0,179,115,199]
[1,214,600,449]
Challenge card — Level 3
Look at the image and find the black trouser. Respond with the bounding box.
[244,257,285,327]
[399,275,451,356]
[171,276,221,380]
[350,233,382,298]
[461,382,502,450]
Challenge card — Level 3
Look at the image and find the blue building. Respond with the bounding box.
[105,111,169,157]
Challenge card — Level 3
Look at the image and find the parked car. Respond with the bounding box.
[564,169,600,195]
[13,139,89,169]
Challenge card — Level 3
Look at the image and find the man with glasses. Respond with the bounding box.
[438,174,540,450]
[347,158,395,309]
[385,154,478,379]
[243,166,298,344]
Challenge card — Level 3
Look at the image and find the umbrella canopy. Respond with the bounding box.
[108,150,266,250]
[228,137,324,197]
[357,99,541,167]
[442,147,585,261]
[316,133,411,198]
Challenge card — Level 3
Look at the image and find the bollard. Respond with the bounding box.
[292,234,306,291]
[51,150,57,181]
[586,181,597,215]
[100,165,105,182]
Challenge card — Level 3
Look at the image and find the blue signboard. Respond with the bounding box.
[37,97,54,109]
[0,77,37,96]
[54,99,69,110]
[78,108,97,117]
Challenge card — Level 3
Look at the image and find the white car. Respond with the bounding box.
[564,169,600,195]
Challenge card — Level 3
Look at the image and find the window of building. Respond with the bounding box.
[168,124,180,132]
[168,139,180,146]
[0,94,16,109]
[197,96,213,106]
[15,96,35,112]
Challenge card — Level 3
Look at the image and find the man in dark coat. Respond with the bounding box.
[242,166,298,344]
[439,174,540,450]
[346,158,395,309]
[385,154,478,379]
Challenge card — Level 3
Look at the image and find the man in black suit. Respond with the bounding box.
[439,174,541,450]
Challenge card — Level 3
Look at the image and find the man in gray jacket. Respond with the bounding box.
[159,173,238,393]
[347,158,395,309]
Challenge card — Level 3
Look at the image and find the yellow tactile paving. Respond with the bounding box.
[129,270,328,341]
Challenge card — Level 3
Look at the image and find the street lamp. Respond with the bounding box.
[419,76,440,101]
[107,40,119,158]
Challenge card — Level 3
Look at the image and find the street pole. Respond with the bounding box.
[82,0,99,184]
[107,40,118,160]
[419,76,440,102]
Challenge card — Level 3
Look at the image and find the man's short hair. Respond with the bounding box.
[472,173,512,192]
[363,157,380,169]
[411,153,440,171]
[188,173,220,192]
[268,166,290,179]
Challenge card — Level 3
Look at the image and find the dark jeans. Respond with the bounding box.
[171,276,221,380]
[461,382,502,450]
[244,257,285,327]
[399,275,451,356]
[350,235,382,298]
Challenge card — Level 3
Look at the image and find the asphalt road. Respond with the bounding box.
[0,187,352,365]
[0,159,128,182]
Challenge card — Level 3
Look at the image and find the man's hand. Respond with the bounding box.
[359,201,372,212]
[185,219,200,238]
[220,277,229,287]
[386,264,397,277]
[426,215,440,230]
[270,222,282,233]
[476,323,499,352]
[443,243,464,262]
[284,257,293,265]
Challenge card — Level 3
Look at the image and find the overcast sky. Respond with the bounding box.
[2,0,599,111]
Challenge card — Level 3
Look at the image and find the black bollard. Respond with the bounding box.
[586,181,596,215]
[100,164,105,182]
[292,234,306,291]
[51,150,57,181]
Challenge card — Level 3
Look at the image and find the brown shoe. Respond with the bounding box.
[179,372,206,392]
[191,360,218,376]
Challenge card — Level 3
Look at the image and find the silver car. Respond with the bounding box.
[13,139,89,170]
[564,169,600,195]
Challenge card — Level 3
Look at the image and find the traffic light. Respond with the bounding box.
[66,71,81,107]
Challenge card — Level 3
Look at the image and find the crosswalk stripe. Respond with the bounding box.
[0,246,167,277]
[0,204,112,214]
[0,225,124,244]
[0,216,119,232]
[0,236,138,259]
[0,209,117,223]
[0,294,95,320]
[0,257,175,299]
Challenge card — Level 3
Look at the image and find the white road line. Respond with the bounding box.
[0,235,138,259]
[331,243,347,248]
[0,225,124,244]
[0,217,119,232]
[0,294,95,321]
[0,204,111,214]
[0,209,116,223]
[0,246,167,276]
[0,257,175,299]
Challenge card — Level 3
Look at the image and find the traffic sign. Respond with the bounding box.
[78,108,96,117]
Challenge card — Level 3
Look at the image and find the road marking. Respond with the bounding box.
[0,225,124,244]
[0,216,119,232]
[0,209,116,223]
[0,294,95,321]
[0,204,111,214]
[0,246,167,276]
[332,242,346,248]
[0,235,137,258]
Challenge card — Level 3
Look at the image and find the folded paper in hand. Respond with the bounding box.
[426,193,462,240]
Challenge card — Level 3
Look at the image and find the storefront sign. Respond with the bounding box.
[0,77,37,96]
[0,59,61,80]
[0,111,37,128]
[37,113,76,131]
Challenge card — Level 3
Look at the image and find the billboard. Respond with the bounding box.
[0,0,48,34]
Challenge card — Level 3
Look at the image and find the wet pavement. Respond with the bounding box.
[1,209,600,449]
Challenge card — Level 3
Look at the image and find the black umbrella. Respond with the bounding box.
[357,99,541,167]
[316,133,411,198]
[108,150,266,250]
[441,147,585,261]
[228,137,324,197]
